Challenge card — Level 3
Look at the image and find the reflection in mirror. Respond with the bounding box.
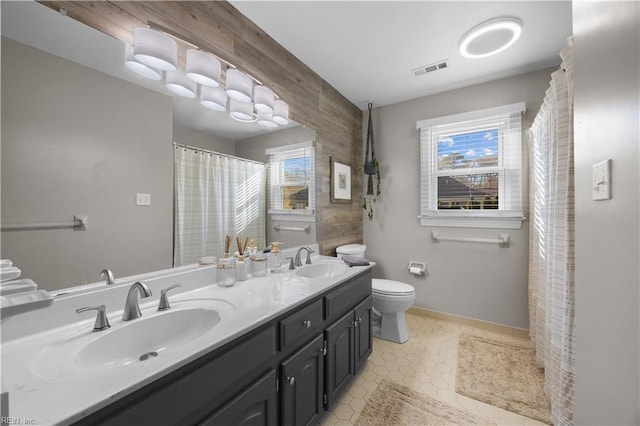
[0,1,316,292]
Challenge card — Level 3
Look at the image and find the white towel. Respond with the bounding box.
[0,267,21,282]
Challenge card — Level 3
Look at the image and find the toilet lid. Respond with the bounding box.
[372,279,415,296]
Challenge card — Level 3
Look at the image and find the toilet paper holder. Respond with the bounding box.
[408,262,426,276]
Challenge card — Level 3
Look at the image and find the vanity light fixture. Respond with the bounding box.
[125,25,288,128]
[226,69,253,102]
[125,44,162,81]
[166,70,197,98]
[254,85,275,114]
[257,112,278,128]
[272,99,290,125]
[186,49,221,87]
[459,17,522,59]
[200,86,228,111]
[133,27,177,71]
[229,98,256,122]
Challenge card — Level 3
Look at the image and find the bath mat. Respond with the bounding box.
[354,378,495,425]
[455,333,552,424]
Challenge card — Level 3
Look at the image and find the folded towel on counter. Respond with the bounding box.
[342,255,370,267]
[0,267,21,282]
[1,279,37,296]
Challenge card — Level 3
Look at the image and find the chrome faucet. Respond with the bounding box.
[122,281,152,321]
[99,268,115,285]
[293,246,314,267]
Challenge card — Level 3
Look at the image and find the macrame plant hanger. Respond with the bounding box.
[363,102,380,220]
[364,102,376,194]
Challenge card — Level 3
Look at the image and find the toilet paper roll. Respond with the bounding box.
[409,266,422,275]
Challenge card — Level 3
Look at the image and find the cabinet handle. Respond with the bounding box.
[303,320,312,328]
[357,317,362,324]
[287,376,295,385]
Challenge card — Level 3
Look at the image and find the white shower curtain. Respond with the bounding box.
[528,39,575,426]
[173,145,266,266]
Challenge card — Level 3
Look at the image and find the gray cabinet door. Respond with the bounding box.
[354,296,373,372]
[280,334,324,426]
[324,311,355,410]
[200,370,277,426]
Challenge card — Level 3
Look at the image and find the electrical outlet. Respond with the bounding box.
[136,193,151,206]
[592,160,611,201]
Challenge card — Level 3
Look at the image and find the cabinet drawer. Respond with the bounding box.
[324,271,372,322]
[279,299,323,351]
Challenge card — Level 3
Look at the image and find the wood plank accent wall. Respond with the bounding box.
[40,1,363,255]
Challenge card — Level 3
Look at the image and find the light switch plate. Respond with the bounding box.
[136,193,151,206]
[592,159,611,201]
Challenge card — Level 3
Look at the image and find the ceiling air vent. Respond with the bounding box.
[411,59,449,77]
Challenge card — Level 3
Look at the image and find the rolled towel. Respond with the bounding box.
[342,255,370,267]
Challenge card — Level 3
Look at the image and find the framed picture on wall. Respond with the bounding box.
[330,157,351,203]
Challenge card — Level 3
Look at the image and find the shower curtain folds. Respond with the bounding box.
[173,144,266,266]
[528,39,575,426]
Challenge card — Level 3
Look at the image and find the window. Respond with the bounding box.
[417,102,525,229]
[266,142,315,217]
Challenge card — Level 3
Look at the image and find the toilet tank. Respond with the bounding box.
[336,244,366,259]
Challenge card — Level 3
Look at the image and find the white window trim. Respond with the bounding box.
[266,141,316,218]
[417,102,526,229]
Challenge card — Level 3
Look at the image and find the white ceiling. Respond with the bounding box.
[230,1,573,109]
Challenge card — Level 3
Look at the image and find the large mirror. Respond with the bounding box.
[1,1,317,292]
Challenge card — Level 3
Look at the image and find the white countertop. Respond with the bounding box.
[0,255,372,425]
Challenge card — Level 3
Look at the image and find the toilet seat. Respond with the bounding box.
[372,279,415,297]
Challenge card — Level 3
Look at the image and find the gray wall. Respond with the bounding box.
[363,67,556,329]
[1,38,174,291]
[573,1,640,423]
[236,126,317,247]
[173,124,236,155]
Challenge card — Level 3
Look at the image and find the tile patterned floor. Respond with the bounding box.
[321,312,547,426]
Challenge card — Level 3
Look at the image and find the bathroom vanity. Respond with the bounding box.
[1,253,372,425]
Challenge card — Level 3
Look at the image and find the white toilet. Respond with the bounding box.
[336,244,416,344]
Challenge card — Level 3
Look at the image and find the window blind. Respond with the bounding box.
[417,103,525,228]
[266,142,315,215]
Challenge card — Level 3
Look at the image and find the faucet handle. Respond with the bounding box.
[306,250,315,265]
[287,257,295,270]
[76,305,111,332]
[158,284,181,311]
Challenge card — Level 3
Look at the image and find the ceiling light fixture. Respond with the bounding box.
[133,27,177,71]
[459,17,522,59]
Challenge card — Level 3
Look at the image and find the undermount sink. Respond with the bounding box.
[74,307,221,372]
[296,261,348,279]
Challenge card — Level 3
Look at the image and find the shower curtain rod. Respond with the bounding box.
[173,142,265,166]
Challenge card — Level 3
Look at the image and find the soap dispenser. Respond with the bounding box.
[268,242,283,274]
